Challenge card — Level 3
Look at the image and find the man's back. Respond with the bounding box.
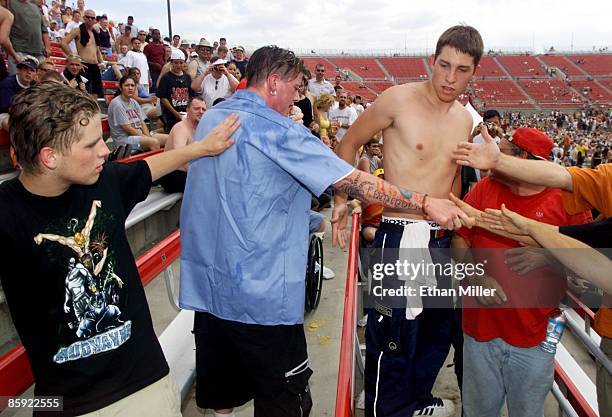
[179,90,352,326]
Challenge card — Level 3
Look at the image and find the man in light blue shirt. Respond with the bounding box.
[180,46,468,417]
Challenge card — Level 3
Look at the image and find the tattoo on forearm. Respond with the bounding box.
[337,172,423,211]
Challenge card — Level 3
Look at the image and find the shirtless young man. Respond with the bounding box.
[334,25,483,417]
[61,9,105,97]
[159,96,206,193]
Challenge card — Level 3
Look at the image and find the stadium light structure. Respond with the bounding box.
[166,0,173,38]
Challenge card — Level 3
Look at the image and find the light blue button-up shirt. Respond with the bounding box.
[179,90,354,325]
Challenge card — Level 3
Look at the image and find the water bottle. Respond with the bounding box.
[539,310,566,354]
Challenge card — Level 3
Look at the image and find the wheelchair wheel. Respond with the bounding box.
[305,235,324,312]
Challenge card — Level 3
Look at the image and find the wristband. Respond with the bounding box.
[421,193,428,214]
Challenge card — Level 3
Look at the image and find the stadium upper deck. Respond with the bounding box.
[299,52,612,109]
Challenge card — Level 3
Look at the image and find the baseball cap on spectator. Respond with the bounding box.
[17,56,38,70]
[190,51,198,58]
[170,49,185,61]
[180,38,190,46]
[197,38,212,48]
[235,45,245,52]
[508,128,554,160]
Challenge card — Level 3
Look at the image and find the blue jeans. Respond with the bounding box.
[462,334,554,417]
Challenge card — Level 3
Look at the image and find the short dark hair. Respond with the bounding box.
[220,37,226,41]
[483,109,501,121]
[128,15,134,20]
[173,34,180,40]
[130,37,140,44]
[9,83,99,173]
[434,25,484,67]
[187,96,204,107]
[246,45,304,88]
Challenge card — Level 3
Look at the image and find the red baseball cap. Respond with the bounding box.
[508,128,553,160]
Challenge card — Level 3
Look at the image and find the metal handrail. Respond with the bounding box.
[334,213,360,417]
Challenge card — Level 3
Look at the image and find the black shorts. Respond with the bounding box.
[158,170,186,193]
[193,312,313,417]
[82,62,103,97]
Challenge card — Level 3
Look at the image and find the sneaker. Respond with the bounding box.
[322,265,335,280]
[412,397,455,417]
[356,389,365,409]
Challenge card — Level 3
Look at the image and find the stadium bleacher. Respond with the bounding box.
[379,57,428,80]
[301,57,340,78]
[338,81,378,101]
[470,80,534,108]
[519,79,585,108]
[539,55,585,77]
[567,54,612,77]
[497,55,548,78]
[474,56,508,78]
[570,80,612,105]
[327,57,386,80]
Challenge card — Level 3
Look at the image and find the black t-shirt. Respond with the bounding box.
[296,96,313,129]
[0,161,169,416]
[559,217,612,258]
[157,71,194,122]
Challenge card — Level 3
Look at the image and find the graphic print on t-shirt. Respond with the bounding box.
[32,200,131,364]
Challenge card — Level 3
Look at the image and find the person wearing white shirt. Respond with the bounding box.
[328,90,357,142]
[120,37,151,93]
[190,57,238,109]
[352,94,365,116]
[64,11,81,53]
[307,63,335,97]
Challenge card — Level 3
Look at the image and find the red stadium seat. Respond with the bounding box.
[567,54,612,77]
[539,55,584,77]
[327,57,386,80]
[497,55,548,78]
[379,57,428,80]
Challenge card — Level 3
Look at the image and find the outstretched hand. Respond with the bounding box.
[452,124,500,169]
[331,202,349,249]
[483,204,532,236]
[448,193,480,228]
[423,196,470,230]
[198,114,239,156]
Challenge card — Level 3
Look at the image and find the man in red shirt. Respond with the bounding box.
[453,128,591,417]
[143,28,165,93]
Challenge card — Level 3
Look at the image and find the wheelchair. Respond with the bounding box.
[304,233,324,313]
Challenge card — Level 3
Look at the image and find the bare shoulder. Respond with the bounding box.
[372,82,421,116]
[450,101,473,131]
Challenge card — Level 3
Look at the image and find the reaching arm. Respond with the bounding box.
[0,6,18,61]
[144,114,239,180]
[60,28,79,56]
[334,87,397,208]
[452,127,573,191]
[503,206,612,293]
[331,170,468,247]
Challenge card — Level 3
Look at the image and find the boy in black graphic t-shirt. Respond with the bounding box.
[0,83,238,416]
[157,50,195,133]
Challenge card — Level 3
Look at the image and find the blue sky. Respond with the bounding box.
[83,0,610,54]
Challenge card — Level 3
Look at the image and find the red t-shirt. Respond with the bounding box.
[143,41,166,72]
[458,177,591,347]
